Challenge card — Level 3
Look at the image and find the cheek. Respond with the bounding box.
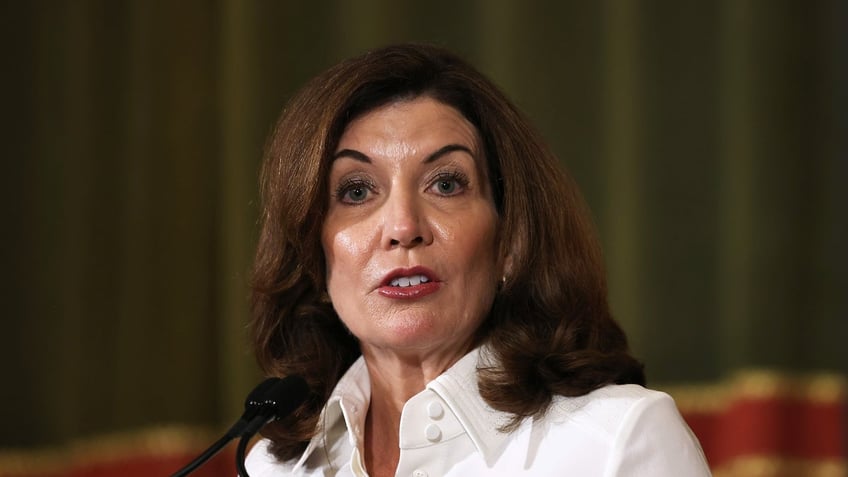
[322,222,373,283]
[464,214,499,264]
[447,214,500,297]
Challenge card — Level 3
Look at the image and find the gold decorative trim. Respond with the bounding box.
[0,425,220,476]
[712,455,847,477]
[658,369,847,414]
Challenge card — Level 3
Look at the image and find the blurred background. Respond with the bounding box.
[2,1,846,476]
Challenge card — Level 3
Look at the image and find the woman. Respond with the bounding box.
[247,43,710,476]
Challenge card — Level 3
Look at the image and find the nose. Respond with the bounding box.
[381,190,433,249]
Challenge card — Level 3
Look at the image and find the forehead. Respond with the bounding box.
[335,97,480,154]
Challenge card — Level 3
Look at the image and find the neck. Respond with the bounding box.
[360,346,473,477]
[362,342,474,404]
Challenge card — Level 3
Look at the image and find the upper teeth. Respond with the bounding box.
[390,275,430,287]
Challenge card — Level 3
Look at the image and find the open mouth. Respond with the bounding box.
[379,267,440,299]
[380,266,439,288]
[389,274,431,287]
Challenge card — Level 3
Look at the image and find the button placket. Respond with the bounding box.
[424,423,442,442]
[427,401,444,419]
[423,400,445,443]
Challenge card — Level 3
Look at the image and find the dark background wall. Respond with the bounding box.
[2,0,846,455]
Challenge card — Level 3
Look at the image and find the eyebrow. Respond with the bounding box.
[332,143,475,164]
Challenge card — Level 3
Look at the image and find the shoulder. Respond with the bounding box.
[538,384,711,476]
[546,384,676,433]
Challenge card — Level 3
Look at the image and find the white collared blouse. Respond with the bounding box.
[246,348,711,476]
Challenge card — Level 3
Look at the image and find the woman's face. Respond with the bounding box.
[321,96,500,360]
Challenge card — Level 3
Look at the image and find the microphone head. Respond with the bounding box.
[245,375,310,420]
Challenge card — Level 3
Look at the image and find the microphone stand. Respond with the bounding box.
[236,434,253,477]
[170,376,309,477]
[170,433,234,477]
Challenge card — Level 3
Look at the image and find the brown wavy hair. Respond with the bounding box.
[250,43,645,461]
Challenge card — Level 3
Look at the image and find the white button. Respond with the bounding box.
[354,425,361,436]
[413,470,428,477]
[425,424,442,442]
[427,401,444,419]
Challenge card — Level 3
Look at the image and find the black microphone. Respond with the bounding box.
[171,375,310,477]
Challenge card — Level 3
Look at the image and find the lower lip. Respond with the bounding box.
[377,281,441,299]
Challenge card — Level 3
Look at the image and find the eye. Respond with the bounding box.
[335,178,375,204]
[344,186,368,202]
[428,171,469,196]
[437,179,457,194]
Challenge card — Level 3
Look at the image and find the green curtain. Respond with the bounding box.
[3,0,845,456]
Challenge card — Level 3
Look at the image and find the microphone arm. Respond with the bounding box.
[170,376,309,477]
[236,433,254,477]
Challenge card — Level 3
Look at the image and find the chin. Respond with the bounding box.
[366,320,448,351]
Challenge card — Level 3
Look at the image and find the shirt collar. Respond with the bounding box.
[293,357,370,472]
[426,346,514,466]
[293,346,514,470]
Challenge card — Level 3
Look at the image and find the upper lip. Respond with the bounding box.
[379,266,440,287]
